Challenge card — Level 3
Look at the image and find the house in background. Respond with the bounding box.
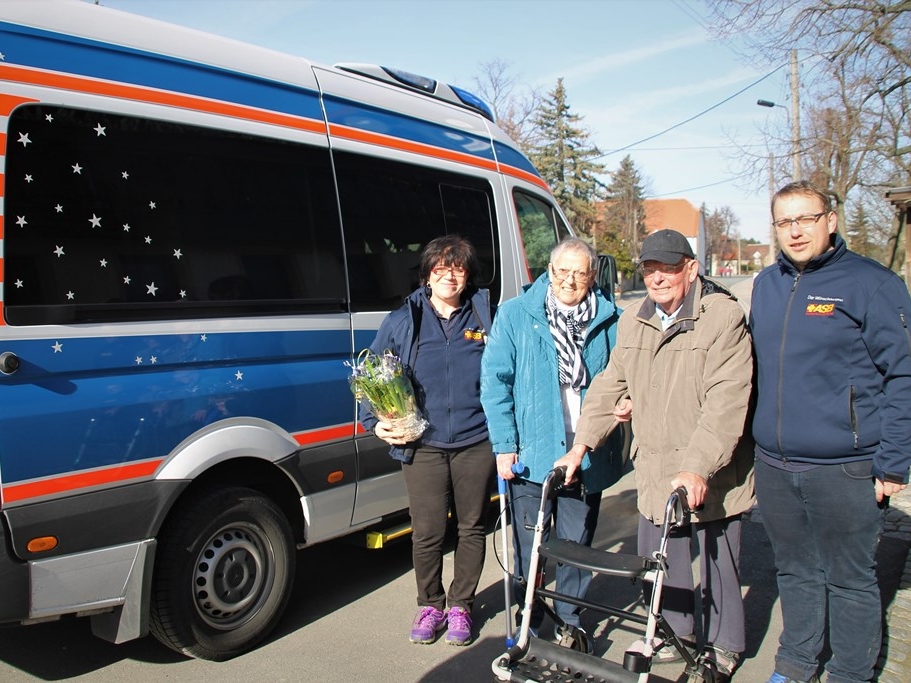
[643,198,705,273]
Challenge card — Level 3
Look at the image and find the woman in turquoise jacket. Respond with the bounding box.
[481,237,623,642]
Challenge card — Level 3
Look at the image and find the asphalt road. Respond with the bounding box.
[0,465,777,683]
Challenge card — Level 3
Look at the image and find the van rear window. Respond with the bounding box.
[3,104,345,325]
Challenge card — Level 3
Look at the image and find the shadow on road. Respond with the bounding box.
[0,534,416,679]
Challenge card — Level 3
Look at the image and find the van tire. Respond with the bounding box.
[149,486,296,661]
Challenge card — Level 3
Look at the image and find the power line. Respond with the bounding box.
[623,143,770,152]
[595,63,786,160]
[647,172,753,198]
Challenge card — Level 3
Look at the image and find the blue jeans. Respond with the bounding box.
[755,457,884,683]
[509,478,602,629]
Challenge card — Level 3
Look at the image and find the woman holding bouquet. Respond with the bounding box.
[358,235,495,647]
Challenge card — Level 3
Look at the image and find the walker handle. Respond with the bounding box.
[545,465,568,497]
[670,486,692,527]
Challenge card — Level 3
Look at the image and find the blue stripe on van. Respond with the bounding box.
[0,328,358,483]
[493,141,541,178]
[323,94,497,163]
[0,22,542,182]
[0,21,325,121]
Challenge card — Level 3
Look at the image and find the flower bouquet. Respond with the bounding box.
[346,349,428,442]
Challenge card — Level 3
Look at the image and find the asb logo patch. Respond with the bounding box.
[806,302,836,316]
[463,328,485,342]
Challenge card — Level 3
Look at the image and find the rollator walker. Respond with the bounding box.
[492,465,721,683]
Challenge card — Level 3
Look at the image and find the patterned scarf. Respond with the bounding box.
[545,287,597,390]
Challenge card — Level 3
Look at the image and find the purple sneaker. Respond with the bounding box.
[445,606,472,645]
[409,606,446,644]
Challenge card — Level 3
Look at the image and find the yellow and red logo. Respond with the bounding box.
[463,328,485,342]
[806,303,836,316]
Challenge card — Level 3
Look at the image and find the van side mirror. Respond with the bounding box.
[596,254,619,303]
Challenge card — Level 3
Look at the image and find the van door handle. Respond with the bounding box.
[0,351,20,375]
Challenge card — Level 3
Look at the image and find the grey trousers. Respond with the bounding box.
[638,514,745,653]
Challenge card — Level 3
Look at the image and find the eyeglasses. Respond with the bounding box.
[773,211,828,230]
[550,266,592,283]
[638,261,688,278]
[431,265,467,277]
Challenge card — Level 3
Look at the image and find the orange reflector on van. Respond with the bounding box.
[327,470,344,484]
[27,536,59,553]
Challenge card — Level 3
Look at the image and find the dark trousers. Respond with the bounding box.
[401,440,495,612]
[509,478,603,628]
[755,457,883,683]
[638,513,745,654]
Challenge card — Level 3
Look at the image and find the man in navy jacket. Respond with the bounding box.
[750,181,911,683]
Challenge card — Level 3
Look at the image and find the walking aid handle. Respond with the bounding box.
[497,459,524,647]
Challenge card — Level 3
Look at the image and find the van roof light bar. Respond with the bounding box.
[334,63,494,122]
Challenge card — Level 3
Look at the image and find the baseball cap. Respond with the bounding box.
[638,229,695,264]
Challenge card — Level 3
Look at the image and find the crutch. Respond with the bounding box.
[498,458,525,648]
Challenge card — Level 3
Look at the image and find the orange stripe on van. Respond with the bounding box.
[331,123,550,192]
[329,124,500,174]
[2,458,165,504]
[0,133,6,155]
[0,93,38,116]
[0,64,328,136]
[500,164,551,192]
[293,422,365,446]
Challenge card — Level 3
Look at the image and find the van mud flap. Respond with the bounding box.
[492,636,638,683]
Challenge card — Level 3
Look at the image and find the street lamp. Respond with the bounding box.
[757,99,801,182]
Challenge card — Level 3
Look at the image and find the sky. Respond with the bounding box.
[95,0,795,243]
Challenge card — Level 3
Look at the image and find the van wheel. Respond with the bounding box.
[150,486,295,661]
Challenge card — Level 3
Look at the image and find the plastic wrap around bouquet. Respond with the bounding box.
[347,349,428,443]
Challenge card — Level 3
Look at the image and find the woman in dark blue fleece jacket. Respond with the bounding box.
[358,235,494,647]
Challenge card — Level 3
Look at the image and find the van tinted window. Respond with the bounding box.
[333,152,499,310]
[513,190,572,280]
[3,104,344,325]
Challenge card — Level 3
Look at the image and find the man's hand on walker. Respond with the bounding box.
[556,444,589,485]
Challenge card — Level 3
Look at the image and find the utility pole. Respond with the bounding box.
[790,49,801,181]
[768,153,777,266]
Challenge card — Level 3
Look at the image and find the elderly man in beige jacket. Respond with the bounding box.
[558,229,754,682]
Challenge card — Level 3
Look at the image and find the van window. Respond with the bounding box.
[3,104,345,325]
[333,152,499,310]
[513,190,572,280]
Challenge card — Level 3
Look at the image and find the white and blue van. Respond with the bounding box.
[0,0,611,661]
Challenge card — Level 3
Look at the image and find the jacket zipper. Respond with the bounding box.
[849,384,858,449]
[776,272,801,461]
[902,311,911,358]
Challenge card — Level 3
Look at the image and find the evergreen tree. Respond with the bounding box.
[598,155,646,276]
[847,200,876,260]
[528,79,606,234]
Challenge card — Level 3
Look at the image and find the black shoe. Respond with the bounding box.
[555,624,594,654]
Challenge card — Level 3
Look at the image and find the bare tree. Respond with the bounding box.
[704,205,741,275]
[473,59,542,153]
[702,0,910,268]
[704,1,910,106]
